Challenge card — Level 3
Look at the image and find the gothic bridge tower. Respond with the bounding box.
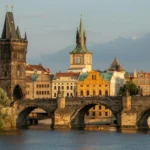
[0,11,28,101]
[68,17,92,73]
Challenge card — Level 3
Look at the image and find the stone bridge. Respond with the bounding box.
[13,95,150,129]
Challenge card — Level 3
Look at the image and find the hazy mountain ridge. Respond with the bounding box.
[27,34,150,73]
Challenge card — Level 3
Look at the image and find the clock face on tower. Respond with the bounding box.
[75,57,80,64]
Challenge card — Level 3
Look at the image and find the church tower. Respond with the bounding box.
[68,17,92,72]
[0,11,28,101]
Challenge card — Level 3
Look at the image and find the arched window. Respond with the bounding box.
[80,90,83,96]
[105,90,108,96]
[99,90,102,96]
[93,90,96,96]
[86,90,89,96]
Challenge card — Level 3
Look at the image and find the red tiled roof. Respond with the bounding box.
[146,73,150,78]
[56,72,80,77]
[26,64,51,73]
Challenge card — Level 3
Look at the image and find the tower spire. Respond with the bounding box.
[24,28,27,40]
[16,25,21,39]
[1,11,17,39]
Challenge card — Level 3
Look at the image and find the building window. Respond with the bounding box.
[93,90,96,96]
[99,112,101,116]
[86,90,89,96]
[105,90,108,96]
[70,86,73,90]
[62,86,64,90]
[54,93,57,97]
[36,91,38,95]
[87,85,89,87]
[80,90,83,96]
[47,91,49,95]
[92,75,96,80]
[99,90,102,96]
[67,86,69,90]
[92,112,95,116]
[80,85,83,87]
[58,86,60,90]
[105,112,108,116]
[4,72,7,77]
[67,93,69,97]
[37,85,39,88]
[93,106,95,110]
[99,105,101,109]
[17,65,21,77]
[47,84,49,88]
[54,86,56,90]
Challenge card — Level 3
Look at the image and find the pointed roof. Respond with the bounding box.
[16,26,21,39]
[24,31,27,40]
[1,12,18,39]
[108,57,124,72]
[70,17,92,54]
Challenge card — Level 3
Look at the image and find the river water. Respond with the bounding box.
[0,127,150,150]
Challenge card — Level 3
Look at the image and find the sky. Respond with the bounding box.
[1,0,150,60]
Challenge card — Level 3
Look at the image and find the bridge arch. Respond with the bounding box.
[70,102,120,128]
[16,105,53,128]
[137,106,150,128]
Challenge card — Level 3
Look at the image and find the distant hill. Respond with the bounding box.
[27,34,150,73]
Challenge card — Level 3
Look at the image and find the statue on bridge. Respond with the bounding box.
[73,87,77,97]
[57,89,64,98]
[137,86,143,96]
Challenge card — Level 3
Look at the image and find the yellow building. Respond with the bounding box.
[77,70,113,124]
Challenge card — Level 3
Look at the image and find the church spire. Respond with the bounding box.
[70,15,92,54]
[16,26,21,39]
[78,17,85,47]
[1,11,18,39]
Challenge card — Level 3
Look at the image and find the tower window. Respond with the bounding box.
[4,72,7,77]
[17,65,21,77]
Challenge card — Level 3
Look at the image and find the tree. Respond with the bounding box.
[0,88,10,107]
[119,81,138,96]
[0,88,10,129]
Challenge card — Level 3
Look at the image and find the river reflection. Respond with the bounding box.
[0,127,150,150]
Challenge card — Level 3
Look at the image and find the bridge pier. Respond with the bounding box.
[121,96,137,128]
[53,92,71,129]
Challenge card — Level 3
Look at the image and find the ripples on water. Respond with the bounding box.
[0,127,150,150]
